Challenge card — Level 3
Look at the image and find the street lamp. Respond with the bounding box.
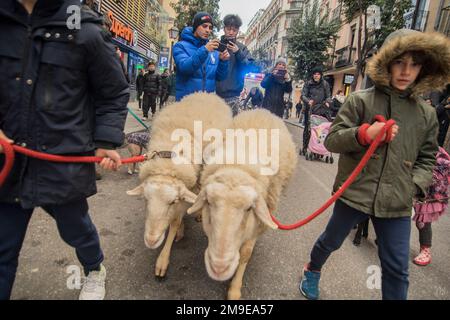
[168,26,179,72]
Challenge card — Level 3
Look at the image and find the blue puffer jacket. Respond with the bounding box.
[173,27,228,101]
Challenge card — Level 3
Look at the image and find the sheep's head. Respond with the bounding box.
[127,176,197,249]
[187,172,277,281]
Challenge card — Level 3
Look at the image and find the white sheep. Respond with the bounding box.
[127,93,233,278]
[188,109,297,299]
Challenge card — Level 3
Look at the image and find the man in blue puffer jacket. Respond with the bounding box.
[173,12,230,101]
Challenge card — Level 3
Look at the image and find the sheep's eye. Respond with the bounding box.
[170,199,179,205]
[246,206,253,212]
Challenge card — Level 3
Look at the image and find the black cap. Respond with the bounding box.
[192,12,213,31]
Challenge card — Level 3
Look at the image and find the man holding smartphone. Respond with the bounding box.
[173,12,230,101]
[261,58,293,117]
[216,14,254,116]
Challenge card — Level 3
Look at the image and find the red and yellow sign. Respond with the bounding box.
[108,10,134,44]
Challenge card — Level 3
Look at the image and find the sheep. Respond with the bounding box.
[127,93,233,278]
[187,109,297,299]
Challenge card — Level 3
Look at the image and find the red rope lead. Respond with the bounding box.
[271,117,396,230]
[0,141,146,187]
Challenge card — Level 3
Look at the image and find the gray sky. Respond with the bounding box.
[219,0,272,33]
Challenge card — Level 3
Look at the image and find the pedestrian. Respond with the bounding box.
[301,67,332,121]
[0,0,129,300]
[167,67,177,104]
[136,68,145,109]
[172,12,229,101]
[126,131,150,175]
[412,147,450,266]
[216,14,254,116]
[261,58,293,117]
[299,29,449,300]
[242,86,264,109]
[142,61,160,120]
[159,68,171,109]
[115,46,130,83]
[295,100,302,119]
[437,95,450,147]
[331,89,346,118]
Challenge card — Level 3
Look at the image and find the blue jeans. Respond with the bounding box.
[309,199,411,300]
[0,199,104,300]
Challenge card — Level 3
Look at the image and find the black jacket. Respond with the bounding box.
[0,0,129,208]
[301,78,331,107]
[437,101,450,147]
[136,73,145,92]
[243,88,264,107]
[160,74,170,94]
[216,41,254,99]
[143,71,161,96]
[261,74,293,117]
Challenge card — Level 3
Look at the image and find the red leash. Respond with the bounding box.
[271,116,396,230]
[0,142,146,187]
[1,116,395,231]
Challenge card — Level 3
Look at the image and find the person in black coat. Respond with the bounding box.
[301,67,332,120]
[142,61,161,120]
[0,0,129,300]
[261,58,293,117]
[243,87,263,109]
[159,68,170,108]
[437,95,450,147]
[136,69,145,109]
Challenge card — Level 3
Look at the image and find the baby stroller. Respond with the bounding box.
[299,113,334,163]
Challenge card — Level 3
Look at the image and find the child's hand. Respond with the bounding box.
[367,122,399,142]
[96,149,122,171]
[0,130,14,154]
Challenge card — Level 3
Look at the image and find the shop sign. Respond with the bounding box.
[108,11,133,44]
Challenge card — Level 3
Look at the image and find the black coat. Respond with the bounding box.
[136,73,145,92]
[244,88,264,107]
[301,79,331,107]
[160,74,170,94]
[261,74,293,117]
[143,71,161,96]
[216,41,254,99]
[0,0,130,208]
[437,103,450,147]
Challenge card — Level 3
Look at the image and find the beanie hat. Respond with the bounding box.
[276,57,287,66]
[311,66,323,76]
[192,12,213,31]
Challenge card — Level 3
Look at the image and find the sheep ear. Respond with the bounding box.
[187,189,206,215]
[180,186,197,204]
[127,184,144,196]
[254,196,278,230]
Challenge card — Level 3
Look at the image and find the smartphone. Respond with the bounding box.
[275,69,287,77]
[217,42,228,52]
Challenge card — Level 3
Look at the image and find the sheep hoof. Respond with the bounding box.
[155,274,167,282]
[155,256,169,278]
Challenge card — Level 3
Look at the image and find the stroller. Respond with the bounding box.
[299,106,334,163]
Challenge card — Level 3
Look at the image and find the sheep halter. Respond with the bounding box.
[270,115,396,231]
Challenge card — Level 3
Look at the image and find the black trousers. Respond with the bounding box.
[0,200,103,300]
[137,90,143,109]
[416,222,432,247]
[143,94,157,117]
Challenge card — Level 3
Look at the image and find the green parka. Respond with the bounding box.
[325,29,450,218]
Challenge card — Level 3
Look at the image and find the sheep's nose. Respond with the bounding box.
[210,260,232,275]
[145,234,160,247]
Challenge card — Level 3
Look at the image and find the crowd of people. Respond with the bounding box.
[0,0,449,302]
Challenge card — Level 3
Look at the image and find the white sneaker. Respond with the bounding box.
[79,264,106,300]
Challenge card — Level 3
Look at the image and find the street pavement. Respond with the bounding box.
[11,103,450,300]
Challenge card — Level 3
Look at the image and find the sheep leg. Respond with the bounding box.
[175,220,184,242]
[155,216,182,278]
[227,238,257,300]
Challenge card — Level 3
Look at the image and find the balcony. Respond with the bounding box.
[334,46,356,68]
[330,4,341,23]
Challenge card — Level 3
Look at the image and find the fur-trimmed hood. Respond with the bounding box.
[366,29,450,96]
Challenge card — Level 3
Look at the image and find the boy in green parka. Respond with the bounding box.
[299,29,450,300]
